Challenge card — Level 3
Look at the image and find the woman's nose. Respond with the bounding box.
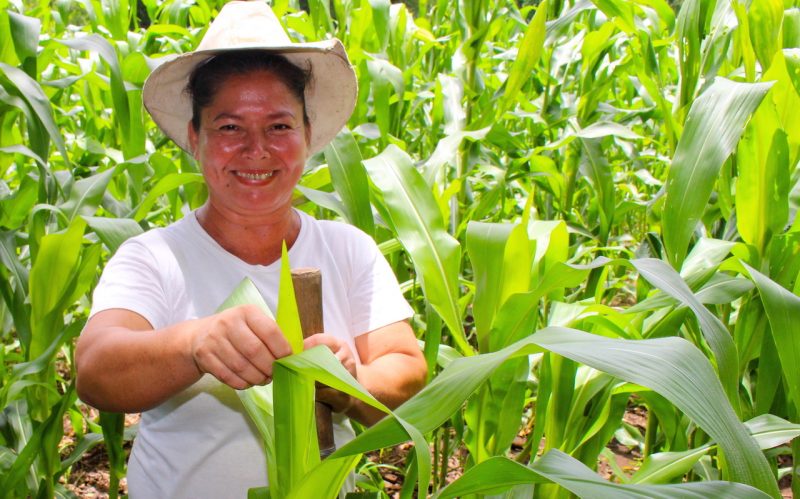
[243,129,271,158]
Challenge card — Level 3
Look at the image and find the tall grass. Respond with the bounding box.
[1,0,799,497]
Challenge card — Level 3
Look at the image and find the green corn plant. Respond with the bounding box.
[221,252,790,497]
[662,77,772,268]
[218,247,429,498]
[362,145,466,357]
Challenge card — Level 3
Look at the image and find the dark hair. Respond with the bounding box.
[186,51,312,131]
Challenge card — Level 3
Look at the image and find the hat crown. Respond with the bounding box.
[196,1,292,51]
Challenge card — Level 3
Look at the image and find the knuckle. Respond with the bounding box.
[241,304,263,317]
[240,341,263,359]
[229,357,250,373]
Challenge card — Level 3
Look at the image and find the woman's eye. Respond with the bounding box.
[271,124,291,131]
[219,124,239,131]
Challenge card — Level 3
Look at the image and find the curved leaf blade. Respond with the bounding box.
[362,145,467,354]
[0,62,69,165]
[662,78,772,267]
[742,263,800,414]
[632,258,739,410]
[436,451,769,499]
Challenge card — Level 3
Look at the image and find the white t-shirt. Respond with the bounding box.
[89,210,414,498]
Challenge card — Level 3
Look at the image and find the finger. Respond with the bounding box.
[219,341,272,386]
[199,328,271,386]
[303,333,335,351]
[304,334,357,377]
[200,353,254,390]
[243,306,293,358]
[228,325,277,378]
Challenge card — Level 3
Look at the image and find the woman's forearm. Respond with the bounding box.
[76,305,293,413]
[346,351,427,426]
[76,313,203,413]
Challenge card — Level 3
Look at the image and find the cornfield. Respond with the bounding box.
[1,0,800,497]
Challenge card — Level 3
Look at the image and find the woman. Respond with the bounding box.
[75,2,427,497]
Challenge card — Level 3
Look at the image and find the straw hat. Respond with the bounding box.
[142,0,357,155]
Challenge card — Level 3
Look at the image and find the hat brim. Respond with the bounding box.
[142,40,357,156]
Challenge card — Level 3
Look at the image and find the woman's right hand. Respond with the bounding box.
[191,304,294,390]
[76,305,293,412]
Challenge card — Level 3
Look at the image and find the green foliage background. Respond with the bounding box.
[1,0,800,497]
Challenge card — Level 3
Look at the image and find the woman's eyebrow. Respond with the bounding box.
[211,111,297,122]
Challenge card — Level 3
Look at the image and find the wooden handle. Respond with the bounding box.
[290,267,336,459]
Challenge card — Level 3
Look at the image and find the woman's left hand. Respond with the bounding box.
[303,333,357,413]
[302,322,426,425]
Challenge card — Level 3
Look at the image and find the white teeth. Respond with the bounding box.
[236,171,274,180]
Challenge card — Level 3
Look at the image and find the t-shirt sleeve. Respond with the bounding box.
[89,236,176,330]
[346,231,415,336]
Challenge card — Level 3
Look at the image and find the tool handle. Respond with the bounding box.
[290,267,336,459]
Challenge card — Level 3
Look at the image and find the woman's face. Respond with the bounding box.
[187,70,309,220]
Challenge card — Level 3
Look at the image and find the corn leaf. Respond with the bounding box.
[82,216,144,254]
[680,238,737,285]
[498,1,547,115]
[592,0,636,33]
[28,219,98,360]
[630,414,800,485]
[272,362,318,496]
[736,101,790,255]
[632,258,740,412]
[362,145,467,354]
[276,242,303,354]
[333,324,777,494]
[745,414,800,449]
[422,128,489,186]
[662,78,772,267]
[748,0,783,72]
[0,62,68,165]
[57,35,138,158]
[7,11,39,76]
[578,136,615,243]
[766,50,800,159]
[132,173,205,220]
[489,258,613,351]
[226,271,429,497]
[741,263,800,415]
[58,168,116,222]
[274,347,429,498]
[532,328,777,497]
[629,447,710,485]
[324,128,375,237]
[466,221,515,351]
[221,281,280,491]
[0,231,31,347]
[0,384,76,498]
[435,450,769,498]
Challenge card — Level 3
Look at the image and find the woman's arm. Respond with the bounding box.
[305,320,427,426]
[76,304,292,413]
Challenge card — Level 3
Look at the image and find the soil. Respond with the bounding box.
[60,411,137,498]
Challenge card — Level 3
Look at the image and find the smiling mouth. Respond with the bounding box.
[235,171,274,180]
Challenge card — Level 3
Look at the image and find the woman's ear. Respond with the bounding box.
[187,121,199,156]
